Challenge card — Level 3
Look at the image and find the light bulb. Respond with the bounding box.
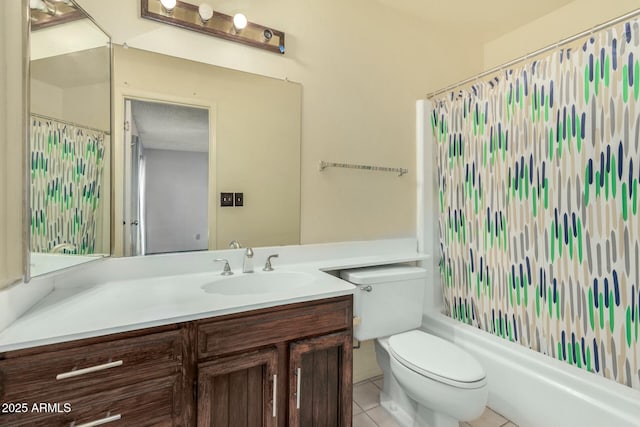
[30,0,47,12]
[198,3,213,23]
[233,13,247,31]
[160,0,176,13]
[30,0,55,15]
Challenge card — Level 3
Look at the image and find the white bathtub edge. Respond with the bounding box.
[422,312,640,427]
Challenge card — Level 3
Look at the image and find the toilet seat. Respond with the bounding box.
[388,330,487,390]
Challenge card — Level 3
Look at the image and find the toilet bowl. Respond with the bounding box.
[340,266,488,427]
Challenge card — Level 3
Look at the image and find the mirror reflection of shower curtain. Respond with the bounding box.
[129,135,146,256]
[30,115,105,254]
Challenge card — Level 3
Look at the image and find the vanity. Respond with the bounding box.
[0,296,352,427]
[0,239,428,426]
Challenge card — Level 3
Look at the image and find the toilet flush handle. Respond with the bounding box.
[359,285,372,292]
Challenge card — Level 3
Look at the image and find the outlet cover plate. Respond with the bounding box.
[221,192,233,207]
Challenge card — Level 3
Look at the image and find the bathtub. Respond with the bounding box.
[421,311,640,427]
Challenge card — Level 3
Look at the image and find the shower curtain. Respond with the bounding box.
[30,116,106,255]
[432,18,640,389]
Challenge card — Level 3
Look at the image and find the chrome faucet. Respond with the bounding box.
[229,240,242,249]
[51,243,76,254]
[243,248,254,273]
[263,254,279,271]
[214,258,233,276]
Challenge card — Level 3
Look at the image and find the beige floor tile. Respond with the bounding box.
[459,423,473,427]
[501,423,518,427]
[353,381,381,411]
[353,401,364,416]
[372,376,384,390]
[468,407,508,427]
[353,412,378,427]
[367,405,400,427]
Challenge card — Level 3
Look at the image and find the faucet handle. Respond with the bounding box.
[263,254,279,271]
[229,240,242,249]
[214,258,234,276]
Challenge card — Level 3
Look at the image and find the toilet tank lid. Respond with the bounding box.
[389,330,486,387]
[339,265,426,285]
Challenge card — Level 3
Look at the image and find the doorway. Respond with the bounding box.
[124,98,210,256]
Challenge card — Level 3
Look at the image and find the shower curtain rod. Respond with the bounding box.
[426,8,640,99]
[30,113,111,136]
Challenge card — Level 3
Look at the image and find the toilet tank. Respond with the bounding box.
[340,265,426,341]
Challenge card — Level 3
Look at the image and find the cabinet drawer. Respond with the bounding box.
[0,376,179,427]
[0,330,182,402]
[197,297,351,359]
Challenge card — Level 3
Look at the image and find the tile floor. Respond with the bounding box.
[353,376,519,427]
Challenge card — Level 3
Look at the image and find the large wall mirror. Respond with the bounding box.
[28,0,112,278]
[115,46,301,256]
[26,1,302,277]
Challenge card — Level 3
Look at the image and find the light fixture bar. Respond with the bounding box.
[30,0,85,31]
[141,0,285,54]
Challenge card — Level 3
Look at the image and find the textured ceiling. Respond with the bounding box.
[131,100,209,153]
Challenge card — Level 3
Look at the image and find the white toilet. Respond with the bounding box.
[340,265,488,427]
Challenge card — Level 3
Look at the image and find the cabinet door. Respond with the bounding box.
[197,347,278,427]
[288,331,352,427]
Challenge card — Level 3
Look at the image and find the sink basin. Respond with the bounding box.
[201,271,317,295]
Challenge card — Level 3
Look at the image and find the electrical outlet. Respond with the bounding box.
[221,192,233,207]
[234,192,244,207]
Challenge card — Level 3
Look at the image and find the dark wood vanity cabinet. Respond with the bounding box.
[289,332,352,427]
[197,347,279,427]
[0,295,352,427]
[195,296,353,427]
[0,326,189,426]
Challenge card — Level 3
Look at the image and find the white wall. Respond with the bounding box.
[30,79,63,118]
[63,81,110,131]
[0,0,25,288]
[144,148,209,254]
[484,0,640,69]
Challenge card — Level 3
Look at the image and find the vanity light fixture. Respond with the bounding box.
[141,0,286,54]
[198,3,214,24]
[30,0,85,30]
[30,0,55,15]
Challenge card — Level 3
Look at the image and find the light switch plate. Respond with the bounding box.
[234,192,244,207]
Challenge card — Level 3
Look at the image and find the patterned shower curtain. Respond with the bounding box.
[30,116,105,255]
[432,18,640,389]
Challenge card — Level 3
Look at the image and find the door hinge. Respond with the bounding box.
[193,379,198,401]
[124,120,130,132]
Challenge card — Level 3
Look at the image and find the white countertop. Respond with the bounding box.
[0,239,429,353]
